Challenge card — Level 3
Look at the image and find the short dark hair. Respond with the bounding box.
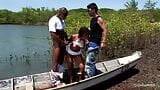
[58,7,68,17]
[78,27,90,37]
[87,3,98,13]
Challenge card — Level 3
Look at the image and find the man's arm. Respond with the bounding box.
[50,32,66,45]
[97,17,108,48]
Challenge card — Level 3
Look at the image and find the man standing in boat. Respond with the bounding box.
[48,7,68,85]
[85,3,108,77]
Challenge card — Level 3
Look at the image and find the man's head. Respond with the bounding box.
[87,3,98,16]
[57,7,68,20]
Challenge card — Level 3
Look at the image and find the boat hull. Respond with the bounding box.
[0,51,142,90]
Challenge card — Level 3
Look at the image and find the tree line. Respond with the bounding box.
[0,0,159,25]
[0,7,55,25]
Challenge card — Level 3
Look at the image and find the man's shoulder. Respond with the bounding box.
[49,15,59,21]
[97,16,103,20]
[97,16,105,24]
[49,16,61,25]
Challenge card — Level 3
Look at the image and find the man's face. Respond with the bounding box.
[59,13,68,20]
[87,8,95,17]
[62,13,68,20]
[60,13,68,20]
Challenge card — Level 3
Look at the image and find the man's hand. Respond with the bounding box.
[101,42,106,48]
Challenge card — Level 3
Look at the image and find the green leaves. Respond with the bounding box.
[106,11,154,45]
[0,8,159,48]
[65,9,90,35]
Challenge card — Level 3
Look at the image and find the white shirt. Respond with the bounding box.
[48,15,65,32]
[66,39,84,56]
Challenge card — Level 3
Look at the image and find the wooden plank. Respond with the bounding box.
[33,72,53,90]
[103,60,121,72]
[0,78,13,90]
[118,51,141,65]
[14,75,33,90]
[96,63,107,73]
[26,83,33,90]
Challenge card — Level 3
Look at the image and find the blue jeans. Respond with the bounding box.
[85,49,99,77]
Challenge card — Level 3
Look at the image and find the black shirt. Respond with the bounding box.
[90,16,103,45]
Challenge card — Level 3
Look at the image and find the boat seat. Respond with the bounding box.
[34,72,52,90]
[96,63,107,73]
[103,60,121,72]
[14,75,34,90]
[0,78,13,90]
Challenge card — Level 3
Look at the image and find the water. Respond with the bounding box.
[0,25,52,80]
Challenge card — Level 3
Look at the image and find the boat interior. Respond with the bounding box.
[0,51,141,90]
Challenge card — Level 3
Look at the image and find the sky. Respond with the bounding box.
[0,0,160,12]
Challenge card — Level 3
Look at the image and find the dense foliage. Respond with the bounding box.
[0,7,160,48]
[0,7,55,25]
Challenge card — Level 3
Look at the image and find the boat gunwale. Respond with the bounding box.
[48,55,140,90]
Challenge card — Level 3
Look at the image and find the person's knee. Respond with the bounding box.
[79,63,85,71]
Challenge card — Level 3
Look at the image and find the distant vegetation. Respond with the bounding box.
[0,7,54,25]
[0,0,160,57]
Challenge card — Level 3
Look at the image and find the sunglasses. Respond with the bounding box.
[87,9,92,12]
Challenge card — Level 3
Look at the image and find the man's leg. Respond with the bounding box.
[52,43,60,72]
[58,46,65,65]
[85,50,98,77]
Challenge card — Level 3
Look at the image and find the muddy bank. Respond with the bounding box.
[86,31,160,90]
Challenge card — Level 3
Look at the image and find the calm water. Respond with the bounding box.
[0,25,52,80]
